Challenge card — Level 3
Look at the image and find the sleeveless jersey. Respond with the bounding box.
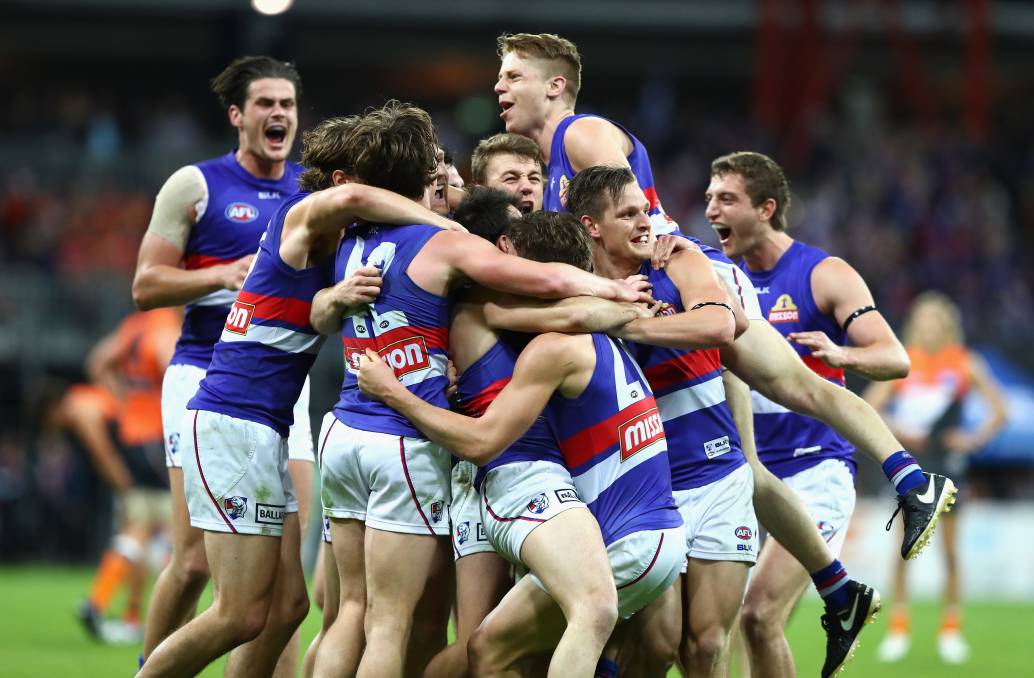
[332,223,452,438]
[547,333,682,546]
[743,240,856,478]
[189,192,330,437]
[626,261,746,490]
[890,345,971,439]
[544,114,679,236]
[455,335,566,486]
[172,151,302,368]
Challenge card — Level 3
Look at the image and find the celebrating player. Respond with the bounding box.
[470,132,544,213]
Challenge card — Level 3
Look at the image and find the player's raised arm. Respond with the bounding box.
[614,249,739,349]
[790,257,910,381]
[358,334,578,464]
[132,167,252,310]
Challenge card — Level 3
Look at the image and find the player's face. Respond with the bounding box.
[235,78,298,163]
[496,53,551,136]
[482,153,543,213]
[592,182,654,265]
[431,147,449,216]
[706,172,766,259]
[447,164,464,190]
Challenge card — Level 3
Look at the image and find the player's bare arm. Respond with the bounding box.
[309,265,383,335]
[280,183,465,269]
[789,256,910,380]
[564,116,633,171]
[651,234,699,270]
[132,167,253,310]
[613,249,742,348]
[481,289,651,335]
[358,333,587,465]
[423,230,648,302]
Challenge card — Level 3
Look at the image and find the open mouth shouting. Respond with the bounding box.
[265,124,288,148]
[712,224,733,245]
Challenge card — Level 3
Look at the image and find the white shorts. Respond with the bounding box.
[451,460,493,560]
[319,418,450,536]
[480,460,585,565]
[162,364,314,467]
[781,458,856,557]
[182,409,297,537]
[611,526,686,618]
[674,463,758,567]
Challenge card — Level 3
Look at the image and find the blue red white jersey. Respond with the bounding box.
[188,191,330,437]
[172,151,303,368]
[741,240,856,478]
[626,261,746,490]
[544,114,679,236]
[332,223,452,437]
[546,333,682,546]
[455,335,566,486]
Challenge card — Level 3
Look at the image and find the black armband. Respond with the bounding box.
[842,305,877,332]
[690,301,734,313]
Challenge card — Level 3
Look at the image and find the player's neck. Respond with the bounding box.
[592,251,640,281]
[742,229,794,272]
[236,147,286,181]
[536,107,575,163]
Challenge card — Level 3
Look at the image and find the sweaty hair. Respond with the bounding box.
[710,151,792,231]
[508,211,593,272]
[298,116,360,192]
[470,133,542,185]
[210,56,302,111]
[497,33,582,104]
[566,165,636,221]
[453,187,521,244]
[298,101,439,197]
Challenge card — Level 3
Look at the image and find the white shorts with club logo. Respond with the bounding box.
[162,364,314,467]
[781,458,856,557]
[182,409,297,537]
[479,460,585,566]
[673,462,758,567]
[450,460,494,560]
[319,417,450,536]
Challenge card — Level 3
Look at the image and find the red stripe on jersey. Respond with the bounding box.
[643,349,722,393]
[341,325,449,354]
[802,355,845,384]
[642,185,661,211]
[464,377,510,417]
[236,290,313,328]
[183,254,234,270]
[559,396,661,470]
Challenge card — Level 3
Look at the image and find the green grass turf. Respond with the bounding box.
[1,565,1029,677]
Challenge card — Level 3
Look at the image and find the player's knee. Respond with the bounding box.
[568,581,619,636]
[467,624,505,673]
[641,625,680,669]
[217,599,272,646]
[172,549,209,588]
[682,623,730,669]
[741,597,780,646]
[272,586,310,633]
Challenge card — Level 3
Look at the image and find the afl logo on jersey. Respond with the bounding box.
[768,293,799,323]
[735,526,753,540]
[224,202,259,223]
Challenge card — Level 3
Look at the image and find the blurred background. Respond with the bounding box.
[1,0,1032,676]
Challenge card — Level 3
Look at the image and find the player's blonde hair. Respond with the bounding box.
[902,291,965,347]
[470,133,542,185]
[497,33,582,104]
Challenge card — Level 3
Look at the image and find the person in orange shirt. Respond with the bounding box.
[865,291,1008,664]
[74,308,181,644]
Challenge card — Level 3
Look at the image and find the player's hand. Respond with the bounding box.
[446,359,459,399]
[632,299,666,319]
[788,330,848,368]
[219,254,255,291]
[651,235,698,270]
[332,265,383,309]
[357,348,399,401]
[619,274,654,303]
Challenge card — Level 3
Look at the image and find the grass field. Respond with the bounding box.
[1,565,1029,677]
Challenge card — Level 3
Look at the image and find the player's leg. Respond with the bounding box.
[936,511,968,663]
[469,508,618,676]
[304,537,339,678]
[406,537,452,677]
[143,365,211,658]
[424,551,512,678]
[313,518,366,678]
[614,574,683,678]
[682,560,749,677]
[739,538,807,678]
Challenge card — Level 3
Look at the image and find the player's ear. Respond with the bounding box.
[546,75,567,101]
[579,214,600,238]
[330,170,353,186]
[757,197,777,223]
[227,105,243,130]
[497,235,516,255]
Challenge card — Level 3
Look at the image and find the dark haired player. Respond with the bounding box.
[131,56,317,670]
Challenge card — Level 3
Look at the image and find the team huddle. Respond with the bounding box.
[131,33,958,678]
